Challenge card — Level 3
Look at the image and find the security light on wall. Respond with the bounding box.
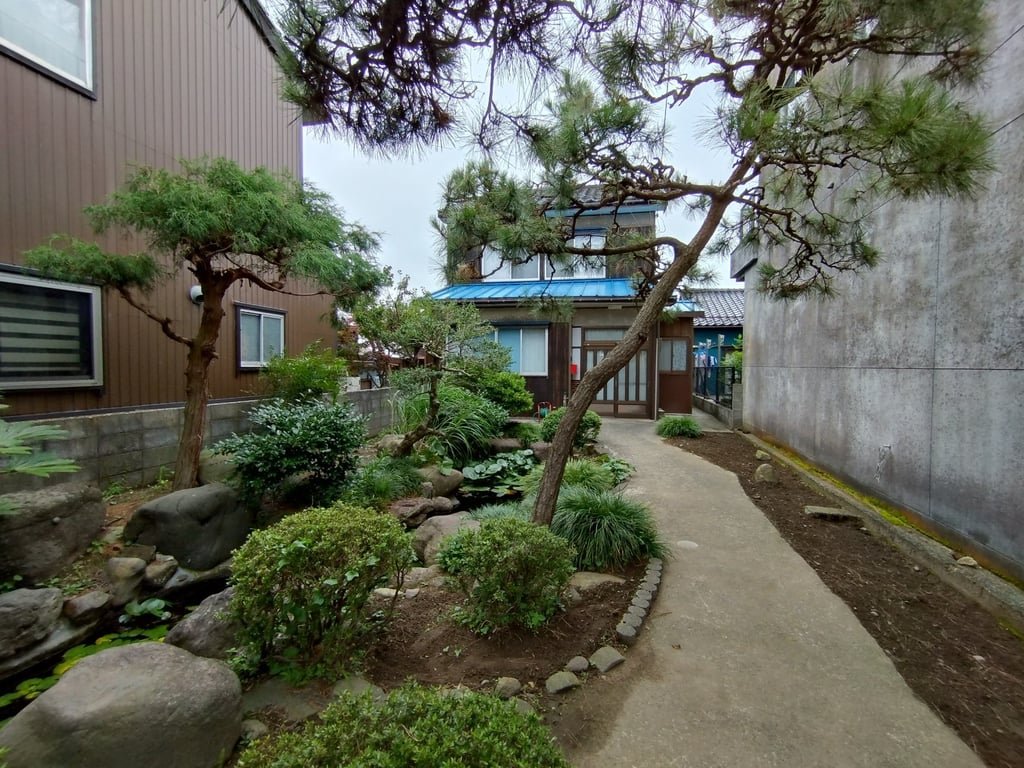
[189,285,203,305]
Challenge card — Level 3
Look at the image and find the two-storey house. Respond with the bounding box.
[433,190,701,418]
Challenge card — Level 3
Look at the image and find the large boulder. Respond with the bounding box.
[487,437,523,455]
[165,587,239,660]
[412,512,480,565]
[389,495,457,528]
[124,483,252,570]
[416,466,464,497]
[0,483,105,583]
[0,588,62,660]
[0,642,241,768]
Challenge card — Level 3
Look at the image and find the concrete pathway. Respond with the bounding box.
[573,418,981,768]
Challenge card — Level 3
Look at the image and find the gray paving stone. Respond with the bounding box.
[589,646,626,673]
[565,655,589,673]
[545,671,581,694]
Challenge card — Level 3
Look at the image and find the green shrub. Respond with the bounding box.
[469,501,530,523]
[594,455,635,485]
[236,683,570,768]
[214,399,366,506]
[472,370,535,414]
[342,456,422,510]
[506,420,542,445]
[551,487,665,570]
[655,415,703,438]
[259,341,348,402]
[397,385,507,464]
[437,517,575,634]
[230,503,414,680]
[540,407,602,450]
[517,458,616,496]
[461,449,537,497]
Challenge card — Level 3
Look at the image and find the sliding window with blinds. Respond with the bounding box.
[0,273,103,389]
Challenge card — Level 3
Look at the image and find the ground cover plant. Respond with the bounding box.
[540,408,601,451]
[230,503,414,681]
[518,458,616,497]
[397,385,507,465]
[551,487,665,570]
[468,501,529,523]
[656,415,703,439]
[236,684,570,768]
[460,449,537,498]
[214,399,366,507]
[437,517,575,635]
[341,456,422,510]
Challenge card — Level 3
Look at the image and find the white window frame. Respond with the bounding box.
[0,0,94,91]
[480,246,540,282]
[493,326,548,376]
[552,233,607,279]
[238,307,285,369]
[0,271,103,389]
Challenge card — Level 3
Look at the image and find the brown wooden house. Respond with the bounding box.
[0,0,336,419]
[433,198,701,417]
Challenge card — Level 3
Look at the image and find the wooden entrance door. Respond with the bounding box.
[656,336,692,414]
[582,333,650,417]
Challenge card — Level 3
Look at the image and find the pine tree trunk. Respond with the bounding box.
[172,288,225,490]
[531,194,735,525]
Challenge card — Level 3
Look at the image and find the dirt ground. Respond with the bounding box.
[365,564,641,693]
[668,433,1024,768]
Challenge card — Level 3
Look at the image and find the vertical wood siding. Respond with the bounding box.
[1,0,335,417]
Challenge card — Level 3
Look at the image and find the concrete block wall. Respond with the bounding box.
[738,1,1024,581]
[1,390,395,494]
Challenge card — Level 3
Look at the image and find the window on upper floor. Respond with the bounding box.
[0,271,103,389]
[0,0,93,91]
[494,326,547,376]
[238,306,285,369]
[480,247,540,281]
[552,233,607,279]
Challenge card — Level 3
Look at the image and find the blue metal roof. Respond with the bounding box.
[432,279,703,314]
[432,278,640,302]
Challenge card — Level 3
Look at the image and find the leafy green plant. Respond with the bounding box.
[259,341,348,403]
[594,455,635,486]
[229,503,414,681]
[460,449,537,497]
[540,407,601,451]
[551,487,665,570]
[506,420,542,445]
[214,398,366,507]
[119,598,171,626]
[451,366,535,415]
[341,456,422,510]
[0,575,23,594]
[101,480,130,501]
[396,385,507,465]
[0,404,78,515]
[236,683,570,768]
[722,335,743,370]
[468,502,530,523]
[438,517,575,634]
[517,458,616,497]
[656,415,703,439]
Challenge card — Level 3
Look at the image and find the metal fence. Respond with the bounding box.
[694,365,741,407]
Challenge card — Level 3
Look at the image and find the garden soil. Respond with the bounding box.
[670,433,1024,768]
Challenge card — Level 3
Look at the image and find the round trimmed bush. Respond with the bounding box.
[539,407,602,450]
[230,503,414,680]
[552,487,666,570]
[655,415,703,438]
[236,683,570,768]
[437,517,575,634]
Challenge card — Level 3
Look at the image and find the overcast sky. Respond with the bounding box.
[301,87,740,293]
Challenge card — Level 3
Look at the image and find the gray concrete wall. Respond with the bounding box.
[738,0,1024,580]
[1,390,396,493]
